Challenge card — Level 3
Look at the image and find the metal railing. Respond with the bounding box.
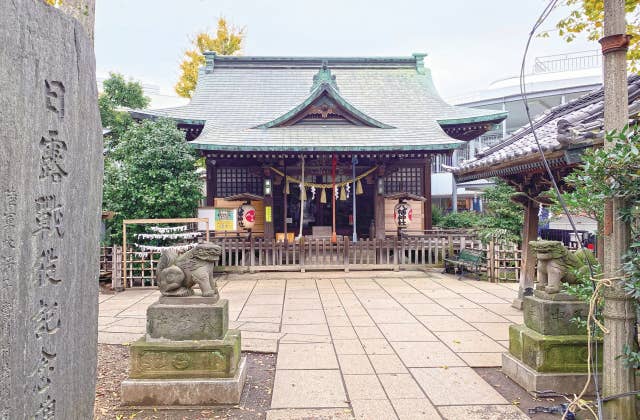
[533,51,601,74]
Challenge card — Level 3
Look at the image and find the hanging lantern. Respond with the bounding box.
[320,188,327,203]
[393,201,413,229]
[238,203,256,230]
[356,179,364,195]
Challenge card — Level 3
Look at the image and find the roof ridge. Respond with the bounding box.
[477,74,640,158]
[202,53,421,69]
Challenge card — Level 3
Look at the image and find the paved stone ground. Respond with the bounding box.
[99,270,529,419]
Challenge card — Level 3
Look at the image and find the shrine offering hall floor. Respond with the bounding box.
[98,270,542,419]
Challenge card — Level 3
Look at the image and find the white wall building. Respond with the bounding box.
[433,50,603,212]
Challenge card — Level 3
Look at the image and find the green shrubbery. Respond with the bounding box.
[433,179,523,244]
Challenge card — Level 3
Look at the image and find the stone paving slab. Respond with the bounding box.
[271,369,348,408]
[98,270,528,418]
[391,398,441,419]
[351,399,398,420]
[276,343,338,369]
[266,408,354,420]
[411,367,509,405]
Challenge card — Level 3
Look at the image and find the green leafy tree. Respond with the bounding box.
[175,17,245,98]
[103,118,203,243]
[544,1,640,70]
[99,73,150,150]
[435,179,523,243]
[481,179,524,238]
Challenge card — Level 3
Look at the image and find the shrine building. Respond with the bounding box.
[132,53,506,241]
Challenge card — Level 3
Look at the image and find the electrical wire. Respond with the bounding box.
[519,1,603,418]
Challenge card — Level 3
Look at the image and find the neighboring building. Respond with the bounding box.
[132,53,505,239]
[434,50,604,211]
[451,74,640,300]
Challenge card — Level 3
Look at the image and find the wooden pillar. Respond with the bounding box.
[206,159,216,207]
[264,174,274,239]
[513,198,538,309]
[423,157,432,230]
[374,167,385,240]
[283,163,288,239]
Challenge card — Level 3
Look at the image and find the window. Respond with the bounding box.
[216,167,263,197]
[384,167,423,195]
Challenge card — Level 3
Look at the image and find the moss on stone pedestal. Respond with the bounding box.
[509,324,601,373]
[129,329,242,379]
[524,294,588,336]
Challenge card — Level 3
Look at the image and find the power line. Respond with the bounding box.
[518,1,603,418]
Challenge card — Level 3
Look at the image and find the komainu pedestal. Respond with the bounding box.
[121,295,246,406]
[502,291,601,394]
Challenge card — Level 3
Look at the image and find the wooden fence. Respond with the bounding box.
[101,232,522,288]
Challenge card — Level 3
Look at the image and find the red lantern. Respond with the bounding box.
[393,202,413,229]
[238,204,256,230]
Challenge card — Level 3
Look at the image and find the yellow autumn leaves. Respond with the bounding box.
[175,18,245,98]
[546,0,640,71]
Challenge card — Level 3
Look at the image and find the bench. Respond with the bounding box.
[443,249,484,279]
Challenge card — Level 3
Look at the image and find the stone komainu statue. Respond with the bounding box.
[156,243,222,298]
[529,240,594,294]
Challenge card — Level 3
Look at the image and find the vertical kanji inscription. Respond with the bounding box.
[39,131,68,183]
[45,80,65,119]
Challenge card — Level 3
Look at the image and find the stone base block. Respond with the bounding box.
[502,352,597,395]
[524,295,588,336]
[509,324,601,373]
[146,298,229,341]
[122,356,247,406]
[511,298,524,310]
[129,329,241,379]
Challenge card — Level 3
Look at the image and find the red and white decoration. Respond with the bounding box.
[238,203,256,230]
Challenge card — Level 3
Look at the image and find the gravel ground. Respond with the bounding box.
[95,344,276,420]
[475,367,572,420]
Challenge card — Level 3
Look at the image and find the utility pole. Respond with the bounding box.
[601,1,637,419]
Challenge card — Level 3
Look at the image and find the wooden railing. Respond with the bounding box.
[99,245,122,290]
[102,232,522,288]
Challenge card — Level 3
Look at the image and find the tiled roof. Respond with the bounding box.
[451,75,640,181]
[135,55,506,152]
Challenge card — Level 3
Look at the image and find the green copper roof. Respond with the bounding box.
[134,55,506,152]
[437,112,508,126]
[255,63,394,129]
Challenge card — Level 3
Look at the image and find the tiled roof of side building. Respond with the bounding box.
[451,74,640,181]
[133,54,507,152]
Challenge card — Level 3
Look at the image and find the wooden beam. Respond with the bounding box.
[374,167,385,240]
[423,156,432,230]
[206,161,216,206]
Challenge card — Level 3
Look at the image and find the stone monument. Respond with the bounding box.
[502,241,601,394]
[121,243,247,406]
[0,1,103,418]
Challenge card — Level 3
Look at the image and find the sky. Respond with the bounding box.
[94,0,596,100]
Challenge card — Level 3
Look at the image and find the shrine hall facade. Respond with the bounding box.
[132,53,506,240]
